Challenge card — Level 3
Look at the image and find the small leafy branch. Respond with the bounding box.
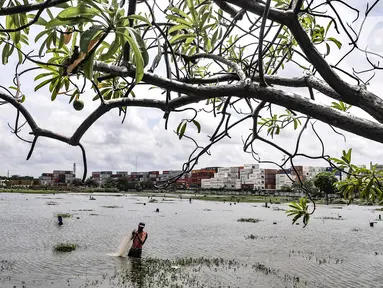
[286,197,310,228]
[329,149,383,205]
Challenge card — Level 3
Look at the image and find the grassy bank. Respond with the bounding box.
[190,195,288,203]
[0,189,66,194]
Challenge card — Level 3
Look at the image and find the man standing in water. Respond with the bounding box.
[128,222,148,258]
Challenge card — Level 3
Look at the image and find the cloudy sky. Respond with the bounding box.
[1,0,383,178]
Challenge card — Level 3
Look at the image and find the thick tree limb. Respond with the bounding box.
[0,0,53,32]
[0,0,69,15]
[181,73,342,100]
[212,0,244,20]
[224,0,293,25]
[187,53,247,81]
[225,0,383,124]
[94,62,383,144]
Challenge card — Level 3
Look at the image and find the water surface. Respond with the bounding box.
[1,193,383,287]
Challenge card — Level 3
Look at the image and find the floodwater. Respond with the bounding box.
[1,193,383,288]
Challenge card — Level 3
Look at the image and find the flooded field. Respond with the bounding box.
[1,193,383,287]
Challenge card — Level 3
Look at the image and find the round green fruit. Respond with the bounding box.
[73,99,84,111]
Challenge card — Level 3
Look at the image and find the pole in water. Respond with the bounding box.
[58,216,63,225]
[379,215,381,220]
[156,208,159,212]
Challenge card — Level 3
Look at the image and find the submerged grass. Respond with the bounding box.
[46,201,59,205]
[79,256,307,288]
[272,207,286,211]
[351,228,362,232]
[191,195,286,203]
[315,216,344,220]
[237,218,262,223]
[246,234,284,240]
[55,213,72,218]
[54,243,77,252]
[102,205,122,208]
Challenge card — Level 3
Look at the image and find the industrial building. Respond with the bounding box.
[39,170,75,185]
[34,162,363,190]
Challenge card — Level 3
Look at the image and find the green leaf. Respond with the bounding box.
[129,28,149,68]
[100,36,119,61]
[46,16,93,28]
[168,7,192,22]
[51,82,60,101]
[179,122,187,139]
[2,43,9,64]
[293,118,298,130]
[83,52,95,80]
[34,72,54,81]
[325,43,330,56]
[58,32,64,49]
[57,6,99,20]
[327,37,342,49]
[119,30,144,83]
[169,34,195,44]
[127,15,152,27]
[192,119,201,133]
[187,0,198,24]
[176,121,183,135]
[166,15,192,27]
[35,77,56,92]
[149,38,162,72]
[169,24,190,34]
[80,26,102,53]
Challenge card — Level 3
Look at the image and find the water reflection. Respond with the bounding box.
[129,258,145,288]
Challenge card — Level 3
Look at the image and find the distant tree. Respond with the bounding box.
[72,179,84,186]
[102,178,118,189]
[135,182,143,192]
[314,172,338,205]
[280,185,292,192]
[85,178,98,187]
[116,177,137,191]
[292,179,319,196]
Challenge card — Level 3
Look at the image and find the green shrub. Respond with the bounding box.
[54,243,77,252]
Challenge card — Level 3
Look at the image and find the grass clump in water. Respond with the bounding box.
[46,201,59,205]
[316,216,344,220]
[55,213,72,218]
[54,243,77,252]
[272,207,286,211]
[102,205,122,208]
[148,199,158,203]
[351,228,362,232]
[237,218,262,223]
[375,208,383,211]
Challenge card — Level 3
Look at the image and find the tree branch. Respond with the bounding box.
[0,0,69,15]
[94,62,383,144]
[187,53,246,81]
[226,0,383,124]
[212,0,244,20]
